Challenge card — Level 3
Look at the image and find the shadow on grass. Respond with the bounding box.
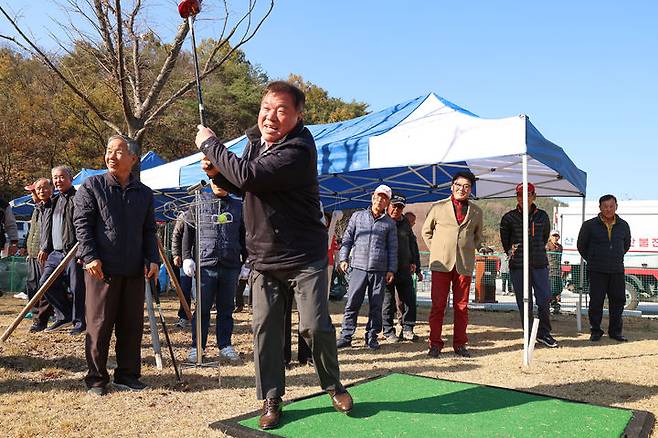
[275,385,535,427]
[0,354,86,372]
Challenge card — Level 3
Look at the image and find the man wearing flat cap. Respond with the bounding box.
[337,184,398,350]
[382,194,421,342]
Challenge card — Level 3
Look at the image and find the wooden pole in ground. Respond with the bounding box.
[1,243,79,342]
[157,238,193,321]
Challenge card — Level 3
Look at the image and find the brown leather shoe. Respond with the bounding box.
[328,390,353,413]
[259,397,282,430]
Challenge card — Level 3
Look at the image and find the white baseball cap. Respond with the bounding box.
[373,184,392,199]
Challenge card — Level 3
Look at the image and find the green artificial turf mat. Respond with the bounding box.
[235,373,634,437]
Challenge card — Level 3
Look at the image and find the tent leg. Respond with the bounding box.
[522,154,530,367]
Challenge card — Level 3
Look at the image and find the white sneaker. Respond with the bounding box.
[220,345,240,362]
[187,347,205,362]
[13,292,28,300]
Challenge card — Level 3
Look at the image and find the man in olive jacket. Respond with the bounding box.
[195,81,351,430]
[577,194,631,342]
[422,171,484,358]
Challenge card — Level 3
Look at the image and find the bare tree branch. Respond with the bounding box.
[126,0,143,107]
[140,0,274,136]
[136,19,189,119]
[113,0,136,134]
[0,4,122,134]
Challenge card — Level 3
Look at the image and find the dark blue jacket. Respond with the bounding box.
[73,173,159,277]
[577,214,631,274]
[181,193,244,268]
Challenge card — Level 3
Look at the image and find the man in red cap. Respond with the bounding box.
[500,182,558,348]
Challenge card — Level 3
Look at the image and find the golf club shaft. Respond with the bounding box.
[188,16,206,126]
[150,278,181,382]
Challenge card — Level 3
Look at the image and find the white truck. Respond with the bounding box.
[555,200,658,310]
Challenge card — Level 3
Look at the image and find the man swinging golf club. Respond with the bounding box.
[195,81,353,430]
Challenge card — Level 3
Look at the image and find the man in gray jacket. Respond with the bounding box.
[336,184,398,350]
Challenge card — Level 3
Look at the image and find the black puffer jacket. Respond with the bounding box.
[394,215,420,273]
[181,193,244,268]
[199,122,327,271]
[74,173,159,277]
[41,188,78,253]
[499,205,550,269]
[577,215,631,274]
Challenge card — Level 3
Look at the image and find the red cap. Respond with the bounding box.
[515,182,535,194]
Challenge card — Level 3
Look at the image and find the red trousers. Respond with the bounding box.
[429,269,471,350]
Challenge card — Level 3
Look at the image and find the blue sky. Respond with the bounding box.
[4,1,658,200]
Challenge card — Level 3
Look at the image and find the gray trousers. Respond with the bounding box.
[251,258,343,399]
[340,268,385,342]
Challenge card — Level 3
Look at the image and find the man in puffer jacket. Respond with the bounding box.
[74,135,159,395]
[336,185,398,350]
[181,181,244,363]
[500,182,557,348]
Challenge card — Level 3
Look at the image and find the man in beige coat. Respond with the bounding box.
[422,171,485,358]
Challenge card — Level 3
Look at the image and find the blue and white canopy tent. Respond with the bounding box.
[177,93,586,210]
[175,92,588,365]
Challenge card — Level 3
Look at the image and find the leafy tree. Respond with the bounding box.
[287,74,368,124]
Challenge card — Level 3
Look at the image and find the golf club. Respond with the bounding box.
[178,0,206,126]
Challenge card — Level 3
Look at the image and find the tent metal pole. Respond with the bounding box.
[577,196,586,332]
[522,154,530,367]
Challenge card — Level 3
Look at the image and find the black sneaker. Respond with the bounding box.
[29,321,48,333]
[336,338,352,349]
[69,324,86,336]
[44,319,70,332]
[113,376,148,391]
[366,338,380,350]
[537,334,558,348]
[428,345,440,358]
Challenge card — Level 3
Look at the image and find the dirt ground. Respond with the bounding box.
[0,293,656,437]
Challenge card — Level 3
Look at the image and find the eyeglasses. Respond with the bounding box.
[391,204,405,210]
[453,182,471,191]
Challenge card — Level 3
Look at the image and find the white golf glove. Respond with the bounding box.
[183,259,196,277]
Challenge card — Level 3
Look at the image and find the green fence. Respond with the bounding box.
[0,256,28,293]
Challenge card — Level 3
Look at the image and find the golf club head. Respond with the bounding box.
[178,0,202,19]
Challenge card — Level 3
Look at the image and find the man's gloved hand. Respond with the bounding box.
[183,259,196,277]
